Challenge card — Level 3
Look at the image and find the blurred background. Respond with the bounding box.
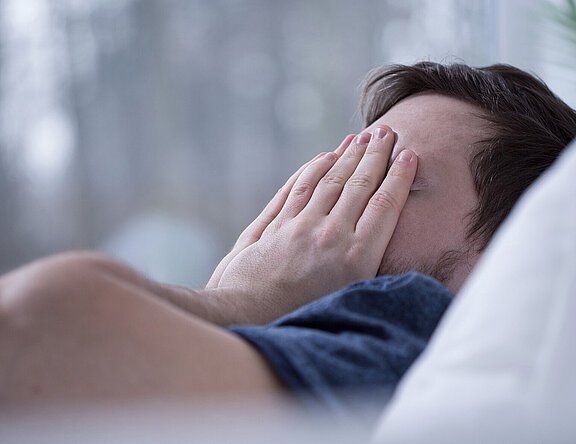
[0,0,574,287]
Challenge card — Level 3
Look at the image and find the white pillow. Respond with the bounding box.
[373,139,576,444]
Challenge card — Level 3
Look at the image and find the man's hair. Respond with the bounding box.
[360,62,576,250]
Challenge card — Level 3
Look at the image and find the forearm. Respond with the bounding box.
[121,262,274,325]
[0,251,285,404]
[154,283,269,326]
[112,128,416,326]
[205,128,417,322]
[60,252,257,326]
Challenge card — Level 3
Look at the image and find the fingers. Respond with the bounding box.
[302,132,372,216]
[304,127,395,219]
[208,151,327,288]
[328,127,396,222]
[232,152,324,251]
[233,132,355,248]
[275,152,339,219]
[356,148,417,242]
[270,134,354,221]
[334,134,356,156]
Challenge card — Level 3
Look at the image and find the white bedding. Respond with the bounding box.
[3,144,575,444]
[374,139,576,443]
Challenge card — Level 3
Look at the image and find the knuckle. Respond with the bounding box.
[321,173,347,186]
[342,249,362,271]
[345,244,362,261]
[346,142,366,157]
[364,147,382,157]
[291,181,315,197]
[312,223,341,248]
[262,218,282,235]
[313,227,332,247]
[346,173,373,189]
[369,189,400,211]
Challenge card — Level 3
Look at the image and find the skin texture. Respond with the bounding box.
[0,253,284,404]
[366,94,486,292]
[0,123,417,405]
[0,94,487,406]
[209,94,486,301]
[206,128,418,323]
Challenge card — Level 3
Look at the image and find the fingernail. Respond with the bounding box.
[397,150,413,163]
[374,127,387,139]
[323,152,338,162]
[335,134,355,155]
[357,133,371,144]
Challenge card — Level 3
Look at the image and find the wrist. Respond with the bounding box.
[159,284,272,326]
[202,286,280,326]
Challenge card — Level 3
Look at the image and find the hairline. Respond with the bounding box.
[363,91,497,251]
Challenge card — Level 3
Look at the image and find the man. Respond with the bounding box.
[1,62,575,411]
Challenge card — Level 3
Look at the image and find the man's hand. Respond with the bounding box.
[206,134,356,290]
[207,127,417,324]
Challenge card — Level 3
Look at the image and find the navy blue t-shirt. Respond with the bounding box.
[228,272,454,416]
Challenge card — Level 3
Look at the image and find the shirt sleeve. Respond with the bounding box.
[228,272,454,416]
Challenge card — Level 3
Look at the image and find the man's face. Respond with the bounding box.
[364,93,487,293]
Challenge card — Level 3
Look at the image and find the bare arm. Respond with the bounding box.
[0,128,416,404]
[203,127,418,324]
[0,252,285,404]
[93,127,417,327]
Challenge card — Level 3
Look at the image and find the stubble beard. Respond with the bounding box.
[378,248,468,287]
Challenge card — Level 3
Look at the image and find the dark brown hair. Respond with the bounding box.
[361,62,576,250]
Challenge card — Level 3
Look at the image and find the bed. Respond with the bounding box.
[373,138,576,443]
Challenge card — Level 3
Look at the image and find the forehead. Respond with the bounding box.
[365,93,487,162]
